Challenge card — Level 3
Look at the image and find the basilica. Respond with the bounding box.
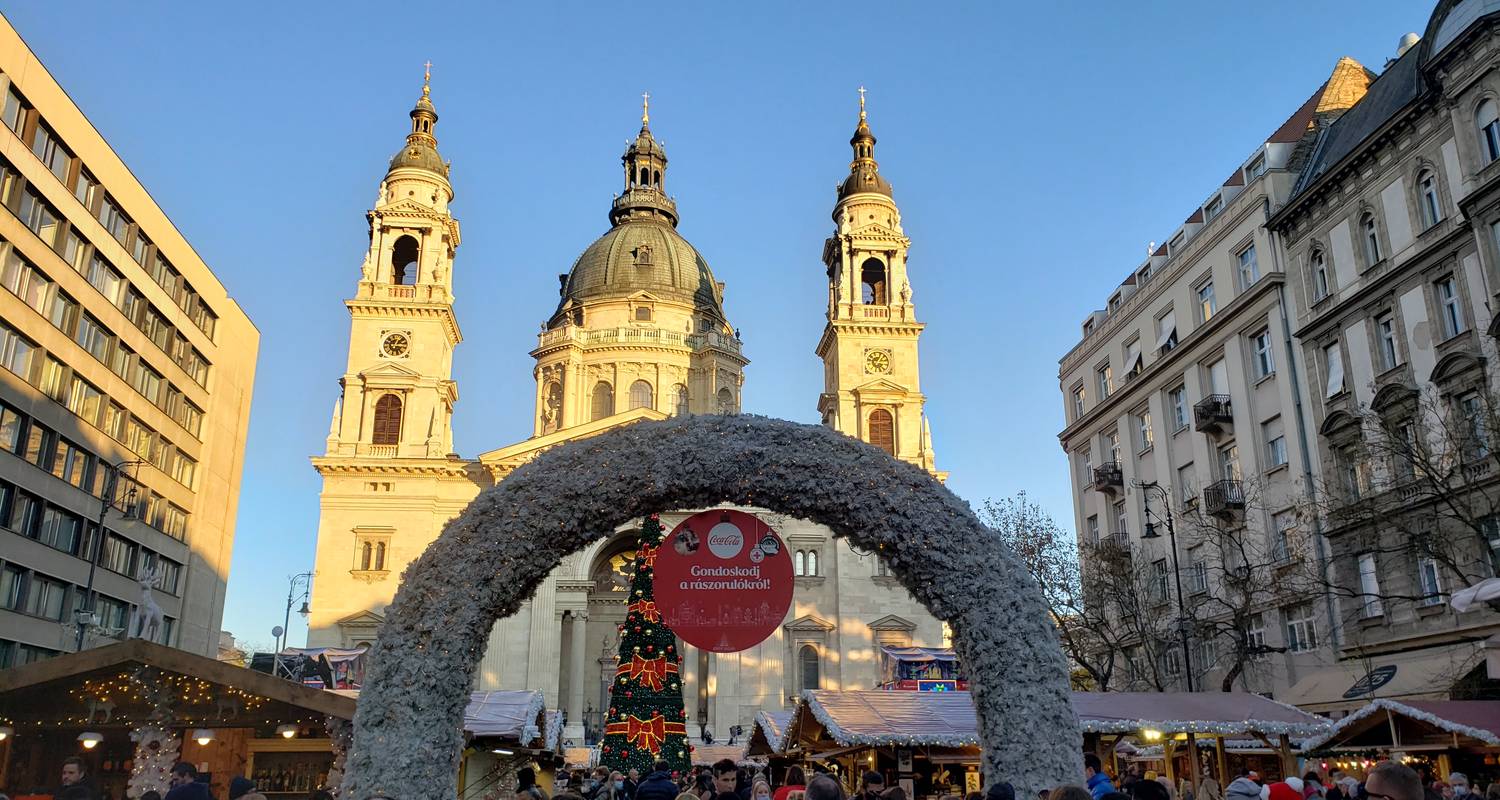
[305,75,947,745]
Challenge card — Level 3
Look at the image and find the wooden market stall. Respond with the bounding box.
[748,710,795,782]
[457,689,562,798]
[0,639,355,800]
[1301,699,1500,787]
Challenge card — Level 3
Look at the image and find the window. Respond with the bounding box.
[171,451,196,489]
[101,532,138,575]
[634,305,651,322]
[1,248,51,314]
[1482,100,1500,164]
[1459,392,1489,460]
[1245,155,1267,180]
[1271,510,1296,562]
[1362,214,1382,265]
[103,402,126,441]
[1071,386,1085,419]
[1106,430,1121,464]
[1188,546,1208,593]
[1418,557,1444,606]
[1086,515,1100,546]
[73,169,99,209]
[1151,559,1169,603]
[1204,196,1224,221]
[1077,449,1093,487]
[1263,420,1287,468]
[868,409,895,455]
[1161,647,1183,679]
[1246,613,1267,659]
[1198,282,1216,322]
[372,394,402,445]
[1216,444,1240,484]
[0,321,34,380]
[130,363,163,406]
[1283,602,1318,652]
[37,505,82,553]
[1096,364,1112,399]
[23,574,69,621]
[66,377,104,427]
[1193,637,1217,675]
[17,187,60,246]
[1311,250,1330,300]
[85,253,123,305]
[1156,310,1177,353]
[1237,244,1259,288]
[1392,420,1419,480]
[1124,340,1142,379]
[1113,500,1127,536]
[799,645,821,691]
[31,122,71,183]
[1169,386,1188,430]
[591,381,613,421]
[75,314,111,363]
[358,537,388,572]
[794,550,805,576]
[1375,312,1400,371]
[0,404,21,452]
[1138,410,1154,451]
[860,258,887,305]
[1419,171,1442,229]
[1251,329,1275,379]
[1324,343,1345,398]
[131,232,152,266]
[98,196,130,243]
[805,550,819,576]
[673,384,689,417]
[48,290,78,336]
[161,504,188,540]
[1357,553,1384,618]
[0,564,23,610]
[1436,275,1467,339]
[1,84,26,137]
[96,595,129,631]
[142,553,181,595]
[628,379,653,411]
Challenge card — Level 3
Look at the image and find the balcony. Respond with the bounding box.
[1203,479,1245,518]
[1193,394,1233,432]
[1097,531,1131,555]
[1092,462,1124,493]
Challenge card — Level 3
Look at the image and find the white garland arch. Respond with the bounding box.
[345,414,1079,799]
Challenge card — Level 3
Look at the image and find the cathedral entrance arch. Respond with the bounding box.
[344,415,1079,799]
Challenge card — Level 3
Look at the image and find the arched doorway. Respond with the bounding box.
[345,414,1078,799]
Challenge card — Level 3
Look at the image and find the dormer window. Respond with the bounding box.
[634,244,653,266]
[1204,196,1224,221]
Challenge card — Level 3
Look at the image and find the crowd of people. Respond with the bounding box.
[7,755,334,800]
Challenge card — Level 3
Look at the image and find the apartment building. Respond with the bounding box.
[0,15,257,662]
[1266,0,1500,713]
[1056,59,1374,698]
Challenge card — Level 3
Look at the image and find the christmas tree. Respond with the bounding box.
[601,514,691,776]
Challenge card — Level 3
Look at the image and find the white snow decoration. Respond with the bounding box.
[801,690,980,747]
[1302,699,1500,751]
[545,710,564,752]
[753,710,793,754]
[344,414,1079,800]
[1450,577,1500,613]
[1077,717,1329,737]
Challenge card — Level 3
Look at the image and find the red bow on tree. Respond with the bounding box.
[636,543,659,568]
[616,654,680,691]
[605,715,687,754]
[627,598,660,623]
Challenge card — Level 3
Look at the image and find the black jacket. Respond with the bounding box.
[636,771,681,800]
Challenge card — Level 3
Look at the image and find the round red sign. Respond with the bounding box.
[653,509,794,653]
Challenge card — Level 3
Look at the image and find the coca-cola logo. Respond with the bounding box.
[706,521,744,559]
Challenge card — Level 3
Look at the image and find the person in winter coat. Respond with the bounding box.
[1224,775,1262,800]
[164,763,213,800]
[228,776,268,800]
[774,768,809,800]
[1197,775,1222,800]
[637,762,685,800]
[1085,754,1117,800]
[1262,783,1300,800]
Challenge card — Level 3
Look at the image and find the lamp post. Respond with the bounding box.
[278,571,314,654]
[1135,480,1195,693]
[76,460,144,651]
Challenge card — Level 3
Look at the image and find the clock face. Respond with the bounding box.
[865,349,891,374]
[382,333,410,358]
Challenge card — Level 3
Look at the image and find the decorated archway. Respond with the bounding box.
[345,414,1079,799]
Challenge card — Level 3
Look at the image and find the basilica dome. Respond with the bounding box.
[551,218,725,323]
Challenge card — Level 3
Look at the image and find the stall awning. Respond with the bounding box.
[1072,691,1329,737]
[1302,699,1500,751]
[749,710,794,755]
[880,647,958,662]
[464,690,547,745]
[1283,644,1482,713]
[693,743,753,766]
[801,689,979,747]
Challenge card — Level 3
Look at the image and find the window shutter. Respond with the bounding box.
[372,395,402,445]
[868,409,895,455]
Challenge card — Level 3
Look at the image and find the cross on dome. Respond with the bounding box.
[642,91,651,124]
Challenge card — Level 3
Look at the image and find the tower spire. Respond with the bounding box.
[612,99,677,226]
[838,86,891,199]
[642,91,650,125]
[387,63,447,178]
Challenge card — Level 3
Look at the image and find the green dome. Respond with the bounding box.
[551,219,725,324]
[389,140,447,176]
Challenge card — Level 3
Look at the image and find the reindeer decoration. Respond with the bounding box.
[86,698,116,724]
[129,564,165,642]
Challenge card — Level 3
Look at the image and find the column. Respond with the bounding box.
[526,577,561,706]
[565,610,589,743]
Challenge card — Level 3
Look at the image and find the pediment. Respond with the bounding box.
[361,361,423,379]
[851,378,910,395]
[337,610,386,627]
[785,614,835,632]
[376,199,443,219]
[848,222,908,244]
[868,614,917,632]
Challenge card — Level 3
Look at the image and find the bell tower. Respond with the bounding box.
[326,65,462,459]
[815,89,941,478]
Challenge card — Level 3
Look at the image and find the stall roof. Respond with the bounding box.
[880,647,959,662]
[693,743,755,767]
[750,710,794,755]
[464,690,547,745]
[1302,699,1500,751]
[0,639,355,726]
[786,690,1329,752]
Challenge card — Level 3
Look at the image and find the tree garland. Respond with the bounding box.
[344,414,1079,800]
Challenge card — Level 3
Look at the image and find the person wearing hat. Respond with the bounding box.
[229,776,268,800]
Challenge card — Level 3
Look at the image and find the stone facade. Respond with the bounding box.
[307,90,945,743]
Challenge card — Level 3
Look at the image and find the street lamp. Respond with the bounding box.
[1136,480,1196,693]
[277,572,315,654]
[76,460,144,651]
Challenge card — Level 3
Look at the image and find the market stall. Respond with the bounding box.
[748,710,795,781]
[1301,699,1500,787]
[458,690,554,799]
[0,639,355,800]
[877,647,968,692]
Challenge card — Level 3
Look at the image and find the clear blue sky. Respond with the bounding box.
[7,2,1431,650]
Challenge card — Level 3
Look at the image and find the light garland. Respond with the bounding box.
[1078,717,1330,737]
[753,710,792,754]
[1302,699,1500,751]
[343,414,1079,800]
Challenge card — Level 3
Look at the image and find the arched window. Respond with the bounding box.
[794,551,806,576]
[1479,99,1500,164]
[360,541,373,571]
[868,409,895,456]
[372,394,403,445]
[1418,171,1442,229]
[638,167,650,186]
[806,550,819,576]
[860,258,887,305]
[653,169,661,186]
[1361,214,1382,266]
[591,382,614,421]
[673,384,690,416]
[716,387,734,414]
[799,645,821,691]
[374,541,387,571]
[629,380,653,410]
[391,235,419,286]
[635,306,652,321]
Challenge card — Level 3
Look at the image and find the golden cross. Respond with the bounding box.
[858,85,867,119]
[642,91,651,124]
[423,60,432,84]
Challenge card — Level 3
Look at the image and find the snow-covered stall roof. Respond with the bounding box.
[1302,699,1500,752]
[464,690,547,746]
[793,690,1330,750]
[692,743,756,767]
[749,710,794,755]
